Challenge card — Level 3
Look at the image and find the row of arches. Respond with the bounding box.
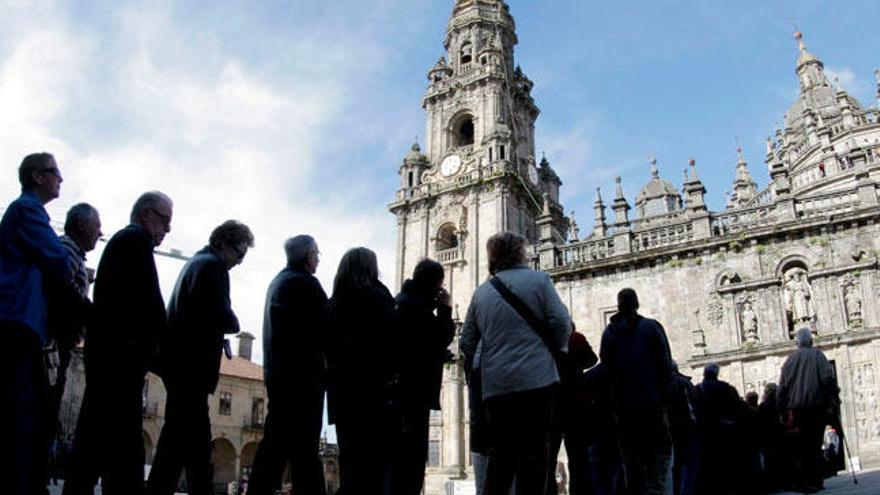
[143,430,258,489]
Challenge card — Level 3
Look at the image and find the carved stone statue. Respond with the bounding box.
[843,278,863,325]
[784,269,815,328]
[740,299,759,343]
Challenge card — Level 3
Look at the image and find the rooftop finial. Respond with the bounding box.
[595,186,603,203]
[689,158,700,181]
[615,176,625,199]
[794,30,806,52]
[649,155,659,179]
[736,146,745,163]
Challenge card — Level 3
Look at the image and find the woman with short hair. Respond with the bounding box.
[460,232,572,495]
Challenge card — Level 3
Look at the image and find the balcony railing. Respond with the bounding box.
[437,247,463,264]
[243,415,264,431]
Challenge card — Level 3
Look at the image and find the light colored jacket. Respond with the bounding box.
[460,266,571,399]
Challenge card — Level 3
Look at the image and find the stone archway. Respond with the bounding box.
[240,441,259,480]
[211,438,237,491]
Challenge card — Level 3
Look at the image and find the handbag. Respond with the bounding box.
[489,276,566,374]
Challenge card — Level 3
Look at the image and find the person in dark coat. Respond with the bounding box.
[248,235,329,495]
[757,383,784,493]
[327,247,401,494]
[777,328,840,494]
[547,327,598,495]
[599,288,674,495]
[582,363,623,495]
[668,363,698,495]
[389,258,455,495]
[64,191,173,495]
[147,220,253,495]
[693,363,747,495]
[42,203,102,488]
[1,153,89,495]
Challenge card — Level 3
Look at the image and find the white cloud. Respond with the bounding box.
[0,0,403,370]
[825,66,874,103]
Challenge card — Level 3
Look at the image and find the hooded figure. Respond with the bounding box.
[777,328,840,493]
[599,288,674,495]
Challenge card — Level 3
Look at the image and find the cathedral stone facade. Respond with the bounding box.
[388,1,880,493]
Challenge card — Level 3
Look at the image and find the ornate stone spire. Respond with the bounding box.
[731,147,758,208]
[875,68,880,105]
[612,176,631,227]
[593,187,608,238]
[683,158,707,211]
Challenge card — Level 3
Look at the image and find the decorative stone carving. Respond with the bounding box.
[738,296,760,343]
[841,274,863,327]
[705,292,724,327]
[783,268,816,334]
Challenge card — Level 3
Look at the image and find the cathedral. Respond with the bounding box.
[387,1,880,493]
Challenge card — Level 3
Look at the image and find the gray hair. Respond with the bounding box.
[284,235,317,269]
[704,362,720,380]
[64,203,99,235]
[795,327,813,348]
[130,191,172,223]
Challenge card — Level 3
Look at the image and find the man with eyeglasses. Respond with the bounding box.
[1,152,90,495]
[248,235,328,495]
[64,191,174,495]
[147,220,254,495]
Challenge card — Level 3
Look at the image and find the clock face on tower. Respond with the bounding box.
[440,154,462,177]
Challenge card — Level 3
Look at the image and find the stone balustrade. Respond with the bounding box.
[796,188,859,219]
[558,237,615,266]
[437,247,463,264]
[632,222,695,253]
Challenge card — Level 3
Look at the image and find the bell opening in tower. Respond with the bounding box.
[457,119,475,147]
[436,223,460,251]
[460,42,473,65]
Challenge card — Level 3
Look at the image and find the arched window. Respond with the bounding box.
[436,223,459,251]
[458,118,474,147]
[460,42,473,65]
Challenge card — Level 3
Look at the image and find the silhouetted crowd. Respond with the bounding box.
[1,153,844,495]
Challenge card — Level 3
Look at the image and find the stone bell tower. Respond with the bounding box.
[388,1,566,492]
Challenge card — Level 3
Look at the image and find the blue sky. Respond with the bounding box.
[1,0,879,367]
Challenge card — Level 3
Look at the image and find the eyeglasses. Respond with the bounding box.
[40,167,62,179]
[147,208,171,227]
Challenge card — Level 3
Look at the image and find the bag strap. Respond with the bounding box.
[489,276,563,363]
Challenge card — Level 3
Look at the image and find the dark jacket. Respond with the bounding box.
[326,281,399,424]
[87,224,166,376]
[778,345,840,412]
[668,371,698,433]
[156,247,239,394]
[694,377,744,434]
[599,312,674,444]
[394,279,455,411]
[262,266,328,389]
